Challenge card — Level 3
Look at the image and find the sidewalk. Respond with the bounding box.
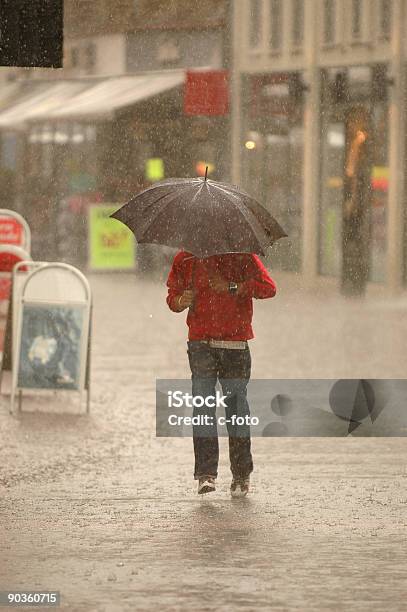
[0,272,406,611]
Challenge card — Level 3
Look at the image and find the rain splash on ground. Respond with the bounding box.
[0,272,406,611]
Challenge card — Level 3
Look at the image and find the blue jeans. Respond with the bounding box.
[187,341,253,480]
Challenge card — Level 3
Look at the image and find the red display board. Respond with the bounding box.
[0,276,11,302]
[0,246,31,353]
[0,217,24,246]
[0,252,30,299]
[184,70,229,116]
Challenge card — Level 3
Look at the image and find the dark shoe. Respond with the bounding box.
[230,477,250,498]
[198,477,216,495]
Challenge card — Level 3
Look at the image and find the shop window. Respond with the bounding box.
[1,132,17,170]
[249,0,262,49]
[319,67,389,283]
[156,37,180,66]
[84,43,96,73]
[291,0,304,50]
[70,47,79,68]
[269,0,282,52]
[242,73,304,272]
[323,0,337,45]
[77,0,93,23]
[378,0,392,40]
[349,0,371,43]
[351,0,362,39]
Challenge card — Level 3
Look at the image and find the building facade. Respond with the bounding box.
[0,1,231,270]
[232,0,405,292]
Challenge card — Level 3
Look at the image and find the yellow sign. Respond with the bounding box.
[371,166,389,179]
[146,158,164,182]
[88,204,135,270]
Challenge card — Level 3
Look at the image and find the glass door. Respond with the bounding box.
[319,65,389,286]
[242,72,304,271]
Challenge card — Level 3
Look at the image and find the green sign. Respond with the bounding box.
[88,204,135,270]
[146,158,164,182]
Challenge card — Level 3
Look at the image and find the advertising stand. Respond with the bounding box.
[0,210,31,359]
[0,209,31,252]
[10,261,46,367]
[8,263,92,414]
[0,246,32,358]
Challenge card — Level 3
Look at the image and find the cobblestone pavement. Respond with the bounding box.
[0,272,406,611]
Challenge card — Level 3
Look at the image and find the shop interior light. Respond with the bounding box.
[245,140,256,150]
[28,132,40,143]
[54,131,69,144]
[327,130,345,147]
[41,131,53,144]
[266,134,287,145]
[72,133,85,144]
[85,126,97,141]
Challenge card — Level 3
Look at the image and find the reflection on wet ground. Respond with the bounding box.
[0,274,406,610]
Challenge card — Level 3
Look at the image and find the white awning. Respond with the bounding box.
[49,71,185,120]
[0,82,90,128]
[0,82,25,112]
[0,71,185,128]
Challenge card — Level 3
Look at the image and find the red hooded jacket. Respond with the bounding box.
[166,251,276,341]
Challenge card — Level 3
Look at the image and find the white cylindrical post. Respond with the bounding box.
[301,0,320,284]
[230,0,244,186]
[386,0,405,293]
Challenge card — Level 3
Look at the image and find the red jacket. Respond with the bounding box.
[166,251,276,341]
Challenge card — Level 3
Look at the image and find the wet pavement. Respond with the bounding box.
[0,272,406,611]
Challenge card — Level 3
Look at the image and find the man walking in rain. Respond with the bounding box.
[167,252,276,496]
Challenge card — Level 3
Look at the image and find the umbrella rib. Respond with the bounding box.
[191,182,205,202]
[193,182,218,224]
[210,182,252,199]
[137,184,199,240]
[133,182,197,211]
[131,178,203,202]
[210,184,270,250]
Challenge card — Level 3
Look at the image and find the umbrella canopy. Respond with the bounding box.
[111,175,287,258]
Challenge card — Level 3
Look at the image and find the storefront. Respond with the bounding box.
[319,65,389,286]
[23,121,100,262]
[0,71,230,271]
[241,72,304,272]
[231,0,407,293]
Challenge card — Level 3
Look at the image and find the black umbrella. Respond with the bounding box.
[111,170,287,258]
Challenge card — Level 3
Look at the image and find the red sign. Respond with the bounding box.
[0,217,23,246]
[0,246,30,354]
[0,250,29,273]
[0,276,11,301]
[184,70,229,116]
[0,247,30,299]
